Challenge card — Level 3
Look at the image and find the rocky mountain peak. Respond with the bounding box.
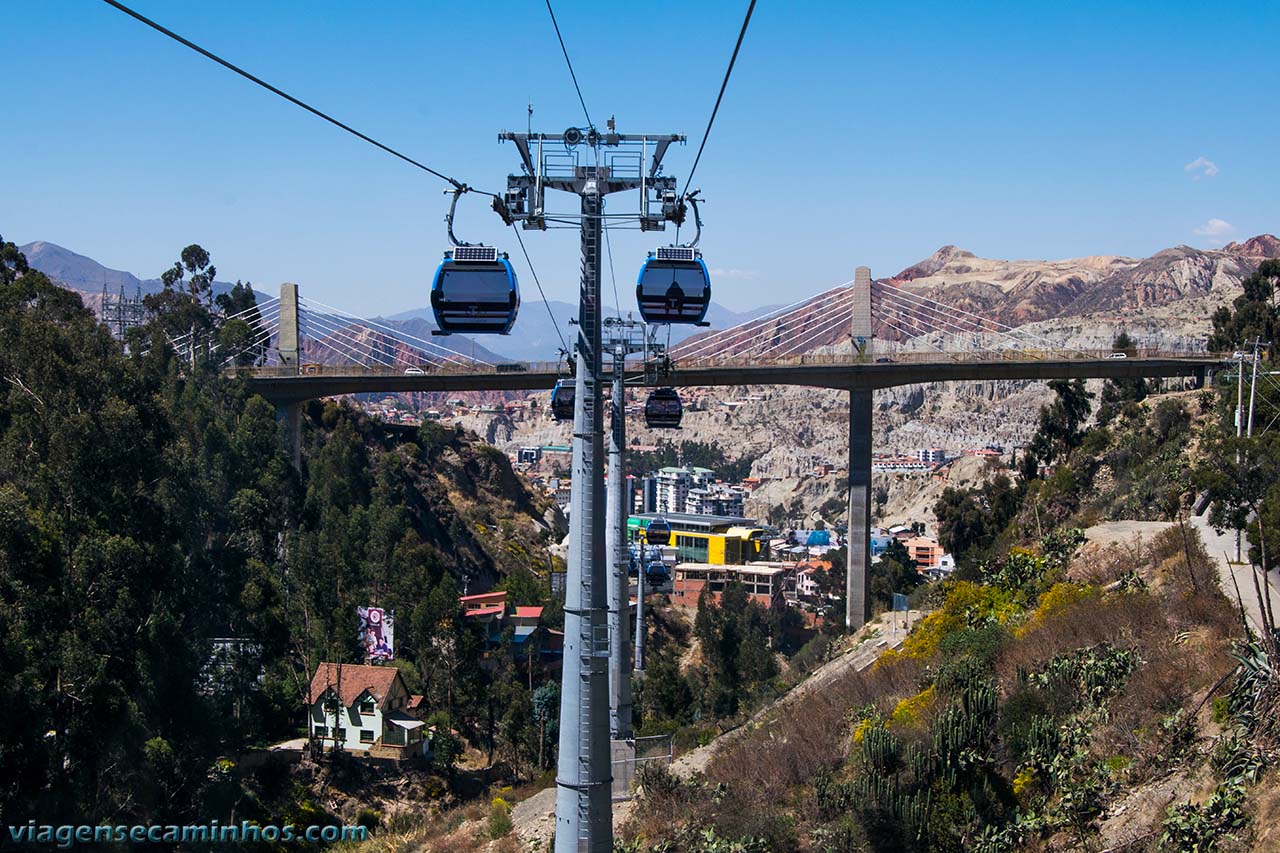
[1222,234,1280,259]
[895,245,977,280]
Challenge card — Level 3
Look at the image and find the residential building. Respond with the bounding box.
[306,663,427,760]
[671,562,793,609]
[904,535,943,569]
[653,466,715,515]
[684,483,746,517]
[458,590,550,661]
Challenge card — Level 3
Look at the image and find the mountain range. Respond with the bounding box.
[21,235,1277,363]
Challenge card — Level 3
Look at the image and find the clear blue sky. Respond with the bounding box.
[3,0,1277,314]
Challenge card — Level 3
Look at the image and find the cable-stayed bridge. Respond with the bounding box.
[183,268,1220,637]
[206,272,1220,402]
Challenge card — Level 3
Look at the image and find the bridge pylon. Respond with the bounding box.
[847,267,873,630]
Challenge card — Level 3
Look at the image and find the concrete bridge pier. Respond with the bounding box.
[846,266,873,630]
[846,388,873,629]
[276,282,302,471]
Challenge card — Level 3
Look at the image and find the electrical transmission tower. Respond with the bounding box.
[499,124,684,851]
[101,282,147,339]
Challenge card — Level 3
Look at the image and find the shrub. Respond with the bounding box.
[488,797,513,839]
[1160,782,1249,852]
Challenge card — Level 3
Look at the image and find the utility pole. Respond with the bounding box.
[1236,349,1244,563]
[500,126,683,852]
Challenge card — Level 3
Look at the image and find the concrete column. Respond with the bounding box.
[275,402,303,472]
[847,266,874,629]
[278,282,300,370]
[846,388,873,630]
[850,266,872,361]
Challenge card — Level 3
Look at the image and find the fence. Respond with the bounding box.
[611,734,675,801]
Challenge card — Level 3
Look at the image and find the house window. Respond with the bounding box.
[314,725,329,739]
[359,729,374,743]
[334,728,347,741]
[359,698,376,714]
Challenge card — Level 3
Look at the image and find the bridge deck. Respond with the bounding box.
[242,349,1222,403]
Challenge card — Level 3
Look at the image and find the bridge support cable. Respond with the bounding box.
[874,307,957,353]
[874,293,1035,354]
[737,289,860,360]
[300,309,401,369]
[298,296,483,368]
[713,287,858,361]
[872,283,1070,352]
[873,289,1021,350]
[219,320,283,368]
[757,292,864,359]
[206,301,284,353]
[877,318,953,354]
[667,282,854,358]
[300,317,400,370]
[668,281,855,361]
[300,310,426,368]
[299,296,483,368]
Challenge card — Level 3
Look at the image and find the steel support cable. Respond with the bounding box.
[207,309,283,357]
[877,315,949,353]
[752,292,861,358]
[300,310,394,367]
[170,299,281,348]
[682,0,757,197]
[873,290,1023,349]
[671,281,856,359]
[872,286,1008,340]
[300,310,400,368]
[98,0,486,193]
[208,311,281,358]
[767,301,862,358]
[711,292,860,361]
[301,310,416,368]
[878,301,959,343]
[737,288,859,359]
[509,225,570,355]
[872,283,1065,350]
[543,0,593,131]
[298,301,468,367]
[219,322,281,367]
[760,298,859,358]
[298,296,478,366]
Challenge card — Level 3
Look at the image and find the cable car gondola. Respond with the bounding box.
[430,245,520,334]
[644,517,673,548]
[551,379,575,422]
[644,387,683,429]
[636,246,711,325]
[645,563,669,584]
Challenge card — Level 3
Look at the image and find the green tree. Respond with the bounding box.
[1210,259,1280,351]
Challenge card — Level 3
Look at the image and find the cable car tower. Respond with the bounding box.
[499,122,686,851]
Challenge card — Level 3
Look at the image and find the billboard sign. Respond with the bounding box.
[357,606,395,661]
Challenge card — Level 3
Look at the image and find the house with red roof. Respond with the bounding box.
[459,590,555,664]
[306,663,427,760]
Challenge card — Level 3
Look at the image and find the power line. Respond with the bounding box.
[682,0,757,196]
[510,226,570,354]
[99,0,475,190]
[544,0,593,131]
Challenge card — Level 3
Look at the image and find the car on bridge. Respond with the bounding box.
[403,366,426,375]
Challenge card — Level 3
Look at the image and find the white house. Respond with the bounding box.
[306,663,427,760]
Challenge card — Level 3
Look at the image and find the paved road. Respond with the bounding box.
[1188,513,1279,635]
[1085,517,1278,635]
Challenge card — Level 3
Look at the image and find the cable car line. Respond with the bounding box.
[510,226,570,354]
[681,0,757,197]
[544,0,594,132]
[99,0,480,192]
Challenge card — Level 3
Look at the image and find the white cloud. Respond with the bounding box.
[1193,218,1235,238]
[1184,156,1219,180]
[708,268,757,280]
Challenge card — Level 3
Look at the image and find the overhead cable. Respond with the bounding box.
[682,0,757,196]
